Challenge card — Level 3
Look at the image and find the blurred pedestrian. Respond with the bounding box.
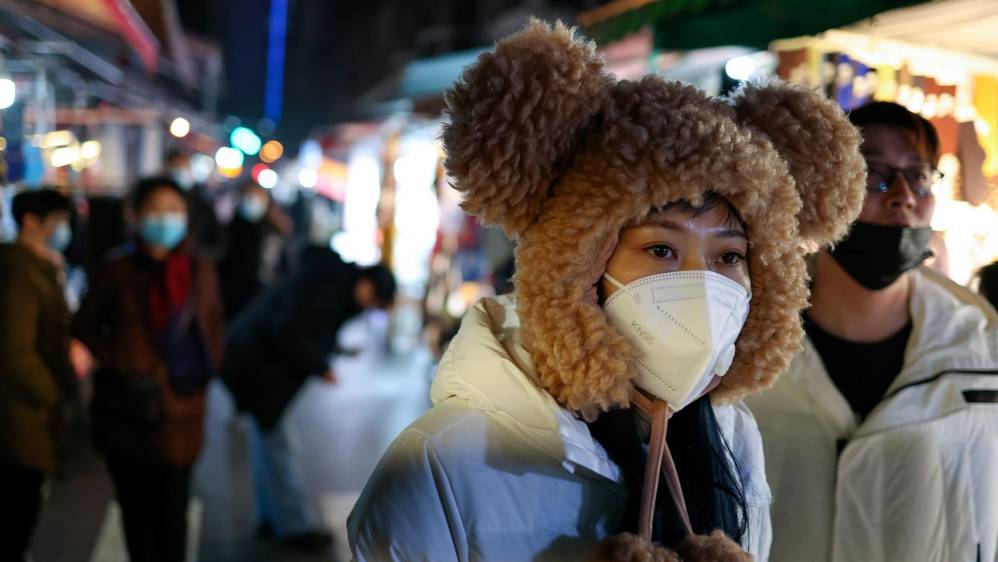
[0,188,76,562]
[165,150,225,260]
[978,260,998,310]
[348,21,865,561]
[218,180,291,321]
[222,244,395,550]
[74,177,224,562]
[747,102,998,562]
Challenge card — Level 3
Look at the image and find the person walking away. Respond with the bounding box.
[746,102,998,562]
[0,188,76,562]
[74,177,225,562]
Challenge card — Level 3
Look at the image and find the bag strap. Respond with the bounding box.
[170,296,197,347]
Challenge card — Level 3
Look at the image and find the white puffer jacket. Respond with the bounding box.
[747,267,998,562]
[349,295,773,561]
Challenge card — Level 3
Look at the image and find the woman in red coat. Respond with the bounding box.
[74,177,224,562]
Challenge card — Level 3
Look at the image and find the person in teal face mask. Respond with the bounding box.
[74,177,225,562]
[0,188,76,562]
[5,188,72,257]
[135,181,189,256]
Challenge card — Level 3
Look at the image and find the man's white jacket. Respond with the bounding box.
[747,267,998,562]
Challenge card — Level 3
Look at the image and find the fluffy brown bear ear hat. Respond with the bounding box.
[443,19,865,559]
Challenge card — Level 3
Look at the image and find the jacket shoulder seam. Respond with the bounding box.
[401,403,488,443]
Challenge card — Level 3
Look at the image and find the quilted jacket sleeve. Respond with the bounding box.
[348,428,468,562]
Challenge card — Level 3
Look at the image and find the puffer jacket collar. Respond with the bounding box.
[430,295,623,483]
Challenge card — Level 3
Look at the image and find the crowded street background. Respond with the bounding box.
[1,1,997,561]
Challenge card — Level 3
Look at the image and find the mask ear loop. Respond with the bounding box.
[630,376,723,542]
[603,272,627,291]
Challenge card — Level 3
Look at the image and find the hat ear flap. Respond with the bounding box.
[729,80,867,246]
[442,19,614,239]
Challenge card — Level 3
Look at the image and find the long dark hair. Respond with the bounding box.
[588,396,748,548]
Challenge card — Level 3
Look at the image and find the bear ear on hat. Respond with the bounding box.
[729,80,867,246]
[442,19,615,239]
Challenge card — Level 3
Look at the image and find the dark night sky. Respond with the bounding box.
[176,0,600,147]
[177,0,269,123]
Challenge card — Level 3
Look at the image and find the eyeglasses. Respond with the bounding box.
[866,162,943,198]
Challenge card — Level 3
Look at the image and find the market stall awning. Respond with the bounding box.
[35,0,160,71]
[397,49,488,101]
[579,0,927,49]
[845,0,998,59]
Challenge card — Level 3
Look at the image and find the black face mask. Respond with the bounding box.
[829,222,934,291]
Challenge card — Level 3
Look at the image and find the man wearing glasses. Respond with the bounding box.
[747,102,998,562]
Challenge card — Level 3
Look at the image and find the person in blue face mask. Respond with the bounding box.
[163,149,226,260]
[133,179,190,256]
[218,180,291,321]
[0,188,76,562]
[74,177,225,562]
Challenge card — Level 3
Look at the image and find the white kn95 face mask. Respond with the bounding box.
[602,270,751,411]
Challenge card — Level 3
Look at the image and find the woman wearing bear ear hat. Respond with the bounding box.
[348,20,866,562]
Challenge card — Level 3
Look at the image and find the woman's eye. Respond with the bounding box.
[647,245,674,259]
[720,251,746,265]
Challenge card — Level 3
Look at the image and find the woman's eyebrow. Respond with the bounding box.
[643,218,747,240]
[714,228,748,240]
[644,218,686,232]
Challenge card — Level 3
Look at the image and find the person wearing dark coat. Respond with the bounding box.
[218,181,294,321]
[0,189,75,562]
[74,178,224,562]
[222,244,395,548]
